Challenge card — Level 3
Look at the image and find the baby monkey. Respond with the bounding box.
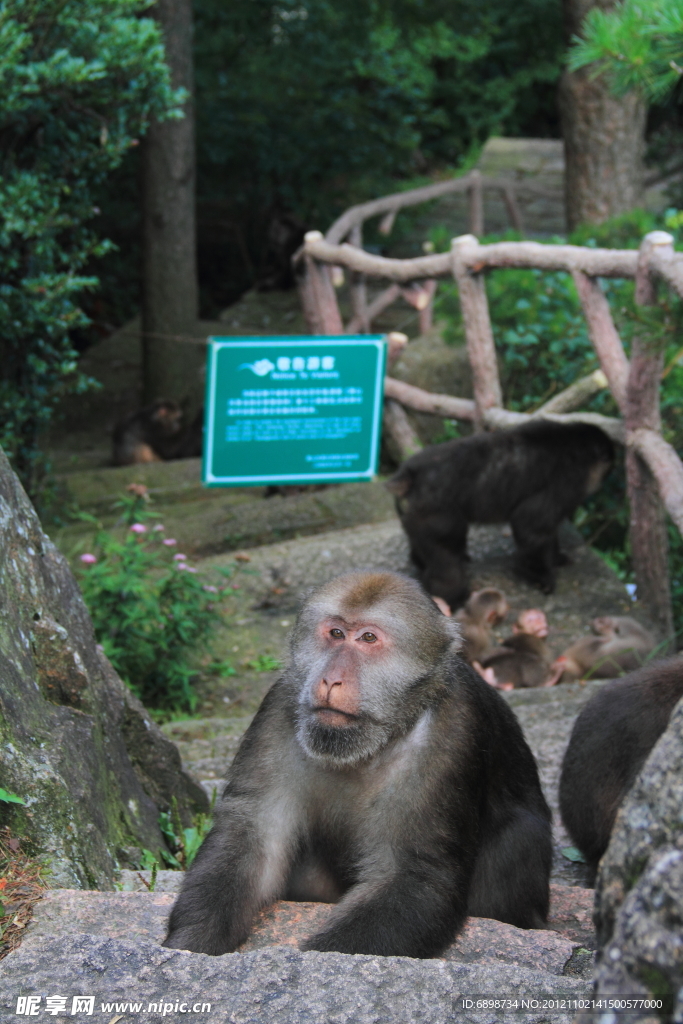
[453,588,510,663]
[479,609,560,690]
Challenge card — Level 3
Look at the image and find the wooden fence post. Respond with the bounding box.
[626,232,675,643]
[451,234,502,423]
[383,399,423,464]
[572,270,630,412]
[349,224,369,332]
[296,232,344,335]
[468,170,484,238]
[501,185,524,234]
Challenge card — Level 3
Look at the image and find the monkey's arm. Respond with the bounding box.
[300,847,469,958]
[164,691,300,955]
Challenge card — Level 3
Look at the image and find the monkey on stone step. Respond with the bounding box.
[551,616,656,683]
[164,571,552,958]
[559,656,683,880]
[479,609,560,689]
[386,421,614,610]
[454,587,509,663]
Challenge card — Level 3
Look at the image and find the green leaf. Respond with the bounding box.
[0,787,25,805]
[562,846,587,864]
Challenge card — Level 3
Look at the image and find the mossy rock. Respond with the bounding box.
[0,446,206,889]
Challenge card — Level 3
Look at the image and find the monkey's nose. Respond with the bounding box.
[321,677,343,695]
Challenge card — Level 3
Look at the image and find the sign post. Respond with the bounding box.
[202,335,387,486]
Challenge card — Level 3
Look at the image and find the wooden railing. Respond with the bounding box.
[319,170,560,334]
[295,229,683,643]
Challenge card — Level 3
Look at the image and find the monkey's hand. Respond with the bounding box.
[299,869,465,958]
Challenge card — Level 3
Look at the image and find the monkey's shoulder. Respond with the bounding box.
[227,675,298,765]
[440,655,527,734]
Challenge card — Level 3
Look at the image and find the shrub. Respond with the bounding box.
[0,0,180,503]
[76,489,231,710]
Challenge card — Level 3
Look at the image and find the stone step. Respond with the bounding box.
[25,884,595,971]
[21,886,594,992]
[50,478,396,560]
[0,932,591,1024]
[116,870,596,948]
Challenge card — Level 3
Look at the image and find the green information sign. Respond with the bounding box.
[203,335,387,486]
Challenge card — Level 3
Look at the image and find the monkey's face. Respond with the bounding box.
[292,573,460,768]
[515,609,549,638]
[151,402,183,436]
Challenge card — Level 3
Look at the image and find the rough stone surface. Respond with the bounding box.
[25,889,589,977]
[0,447,206,889]
[582,696,683,1020]
[118,868,183,892]
[115,871,597,949]
[0,933,591,1023]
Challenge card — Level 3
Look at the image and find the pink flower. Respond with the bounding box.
[177,563,197,573]
[152,524,165,532]
[203,585,218,593]
[80,553,97,564]
[173,553,187,561]
[130,523,147,534]
[163,538,177,546]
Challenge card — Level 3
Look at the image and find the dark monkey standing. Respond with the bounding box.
[387,421,614,609]
[165,572,552,958]
[560,656,683,879]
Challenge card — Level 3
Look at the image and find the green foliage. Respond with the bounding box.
[246,655,281,673]
[76,490,231,710]
[189,0,563,303]
[0,789,24,806]
[569,0,683,101]
[0,0,180,500]
[433,230,604,411]
[159,798,212,870]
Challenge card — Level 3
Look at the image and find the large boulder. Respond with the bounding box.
[582,694,683,1021]
[0,447,207,889]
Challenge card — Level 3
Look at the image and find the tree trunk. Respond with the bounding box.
[142,0,199,405]
[559,0,646,231]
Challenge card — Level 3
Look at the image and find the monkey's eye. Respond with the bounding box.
[361,632,377,643]
[329,628,344,639]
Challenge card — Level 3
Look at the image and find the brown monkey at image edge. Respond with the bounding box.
[387,421,614,609]
[164,572,552,958]
[559,656,683,880]
[551,615,656,682]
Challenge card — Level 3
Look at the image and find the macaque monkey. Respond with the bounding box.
[164,572,551,958]
[112,400,184,466]
[560,656,683,878]
[551,616,656,683]
[386,421,614,609]
[454,588,510,663]
[479,609,560,690]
